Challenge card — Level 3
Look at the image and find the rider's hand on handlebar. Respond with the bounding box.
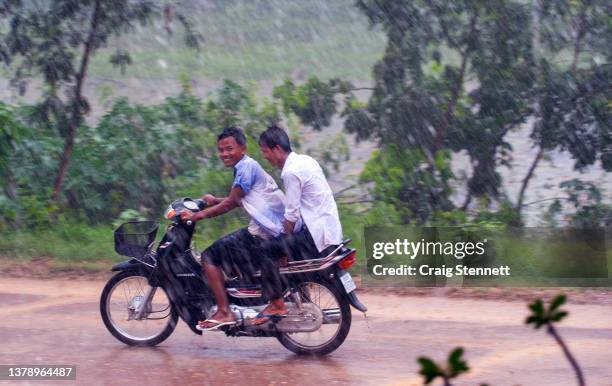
[180,211,197,224]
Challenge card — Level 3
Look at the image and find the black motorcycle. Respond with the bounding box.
[100,197,367,356]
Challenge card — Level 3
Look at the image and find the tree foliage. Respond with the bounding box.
[0,81,280,228]
[546,178,612,227]
[275,0,610,224]
[0,0,202,202]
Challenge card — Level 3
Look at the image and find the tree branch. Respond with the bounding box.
[517,146,544,212]
[570,6,587,73]
[52,0,102,202]
[434,11,478,152]
[522,197,571,206]
[334,183,360,198]
[350,87,375,91]
[337,199,374,205]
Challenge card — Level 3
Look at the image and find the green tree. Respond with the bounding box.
[276,0,535,222]
[275,0,610,225]
[0,0,201,203]
[546,179,612,227]
[0,80,282,227]
[0,102,24,201]
[62,80,279,222]
[516,0,611,213]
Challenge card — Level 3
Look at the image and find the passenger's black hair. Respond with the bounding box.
[217,127,247,146]
[258,125,292,153]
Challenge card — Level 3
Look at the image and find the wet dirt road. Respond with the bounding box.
[0,277,611,386]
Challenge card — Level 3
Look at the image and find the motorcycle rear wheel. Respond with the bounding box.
[276,279,351,356]
[100,271,178,346]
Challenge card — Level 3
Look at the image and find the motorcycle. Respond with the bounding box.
[100,197,367,356]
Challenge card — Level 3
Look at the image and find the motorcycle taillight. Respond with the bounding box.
[338,250,356,270]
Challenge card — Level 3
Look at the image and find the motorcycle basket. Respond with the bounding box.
[114,221,159,258]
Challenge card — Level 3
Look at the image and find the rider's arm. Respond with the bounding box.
[282,172,302,234]
[192,186,243,221]
[201,194,224,206]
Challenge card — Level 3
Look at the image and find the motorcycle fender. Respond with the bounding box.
[346,291,368,313]
[111,259,142,272]
[111,260,159,286]
[335,269,368,313]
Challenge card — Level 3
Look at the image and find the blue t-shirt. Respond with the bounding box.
[233,155,286,238]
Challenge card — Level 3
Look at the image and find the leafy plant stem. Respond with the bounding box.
[547,323,585,386]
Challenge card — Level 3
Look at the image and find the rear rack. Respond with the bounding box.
[280,239,353,274]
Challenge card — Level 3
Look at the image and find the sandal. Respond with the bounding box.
[196,319,237,331]
[250,307,288,326]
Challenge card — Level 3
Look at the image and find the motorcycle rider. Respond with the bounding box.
[253,125,343,325]
[180,127,290,330]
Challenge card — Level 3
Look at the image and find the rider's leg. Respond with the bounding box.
[203,261,234,322]
[199,228,261,326]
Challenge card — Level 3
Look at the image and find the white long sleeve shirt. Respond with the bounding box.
[281,152,343,252]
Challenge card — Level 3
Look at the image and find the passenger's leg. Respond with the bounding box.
[252,236,292,325]
[259,256,286,310]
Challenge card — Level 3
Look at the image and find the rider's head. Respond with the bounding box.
[258,125,292,169]
[217,127,247,168]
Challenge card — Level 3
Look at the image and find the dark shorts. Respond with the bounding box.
[201,227,284,300]
[202,228,263,276]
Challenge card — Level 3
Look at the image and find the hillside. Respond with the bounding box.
[89,0,386,81]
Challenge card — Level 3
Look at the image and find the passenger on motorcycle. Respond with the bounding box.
[180,127,291,331]
[254,125,343,325]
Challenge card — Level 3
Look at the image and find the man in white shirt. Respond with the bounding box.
[253,125,343,324]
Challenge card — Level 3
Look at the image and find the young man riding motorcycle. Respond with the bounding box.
[253,125,343,325]
[180,127,291,331]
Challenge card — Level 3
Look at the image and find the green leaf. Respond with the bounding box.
[528,299,544,316]
[549,294,566,312]
[417,357,444,384]
[551,311,568,322]
[448,347,470,377]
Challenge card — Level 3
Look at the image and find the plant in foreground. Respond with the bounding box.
[418,347,486,386]
[526,294,585,386]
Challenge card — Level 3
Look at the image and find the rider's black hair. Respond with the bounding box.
[258,125,292,153]
[217,127,247,146]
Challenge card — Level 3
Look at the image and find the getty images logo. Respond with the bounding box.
[372,238,487,260]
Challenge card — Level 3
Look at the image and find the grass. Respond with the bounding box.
[0,211,367,275]
[0,222,117,264]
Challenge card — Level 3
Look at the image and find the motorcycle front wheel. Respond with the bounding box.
[276,279,351,356]
[100,270,178,346]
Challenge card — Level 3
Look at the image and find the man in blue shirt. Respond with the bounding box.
[181,127,287,330]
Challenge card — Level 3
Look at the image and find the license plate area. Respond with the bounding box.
[339,271,356,293]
